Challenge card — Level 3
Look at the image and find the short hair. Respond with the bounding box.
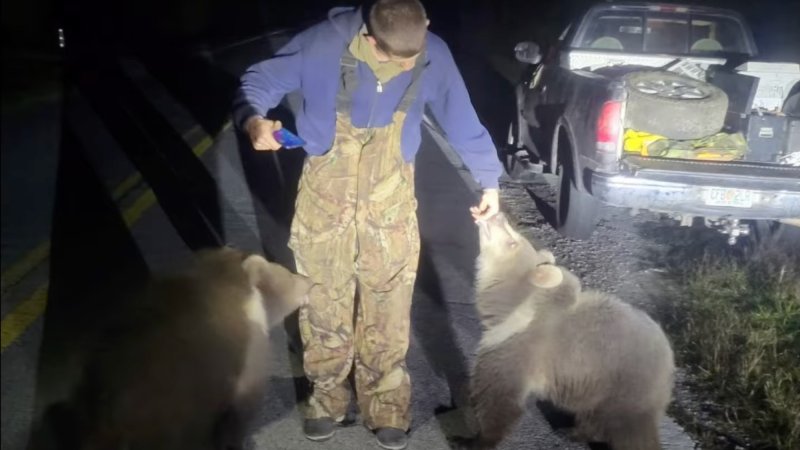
[367,0,428,58]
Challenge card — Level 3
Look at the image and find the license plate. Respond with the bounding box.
[702,188,756,208]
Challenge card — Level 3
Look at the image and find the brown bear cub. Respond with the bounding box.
[30,247,314,450]
[462,212,675,450]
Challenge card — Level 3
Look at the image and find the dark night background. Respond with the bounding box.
[3,0,798,153]
[3,0,799,61]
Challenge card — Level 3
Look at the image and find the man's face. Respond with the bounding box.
[364,35,420,71]
[364,19,429,71]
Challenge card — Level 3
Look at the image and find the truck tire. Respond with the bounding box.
[749,220,800,244]
[783,82,800,117]
[555,141,600,239]
[623,71,728,140]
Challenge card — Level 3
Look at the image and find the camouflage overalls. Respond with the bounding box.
[288,47,425,431]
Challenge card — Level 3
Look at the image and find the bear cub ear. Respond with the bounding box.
[242,254,316,299]
[242,254,271,286]
[536,249,556,265]
[528,264,563,289]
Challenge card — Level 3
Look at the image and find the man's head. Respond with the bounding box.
[366,0,429,70]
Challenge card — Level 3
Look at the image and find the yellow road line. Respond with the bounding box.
[111,172,143,201]
[0,242,51,293]
[0,121,230,353]
[0,124,206,293]
[192,136,213,157]
[122,189,158,227]
[1,284,48,351]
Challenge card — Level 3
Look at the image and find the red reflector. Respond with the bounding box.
[596,101,622,151]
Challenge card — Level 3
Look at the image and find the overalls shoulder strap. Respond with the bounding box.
[335,44,427,116]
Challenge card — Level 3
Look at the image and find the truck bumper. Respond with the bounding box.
[589,158,800,219]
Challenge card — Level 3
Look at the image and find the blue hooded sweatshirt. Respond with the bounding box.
[233,7,502,189]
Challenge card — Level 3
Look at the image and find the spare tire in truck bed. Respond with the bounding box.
[623,71,728,140]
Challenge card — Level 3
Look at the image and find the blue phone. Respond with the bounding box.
[273,128,306,149]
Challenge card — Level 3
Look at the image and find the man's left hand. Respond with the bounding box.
[470,188,500,221]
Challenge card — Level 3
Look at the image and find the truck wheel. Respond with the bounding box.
[749,220,792,246]
[500,122,522,174]
[555,153,600,239]
[623,71,728,140]
[782,82,800,117]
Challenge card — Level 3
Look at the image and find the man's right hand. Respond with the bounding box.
[245,116,283,151]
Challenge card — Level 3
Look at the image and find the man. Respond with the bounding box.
[233,1,502,448]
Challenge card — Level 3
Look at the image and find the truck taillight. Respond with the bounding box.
[596,100,622,153]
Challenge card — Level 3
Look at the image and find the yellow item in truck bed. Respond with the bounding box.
[623,129,747,161]
[623,129,667,155]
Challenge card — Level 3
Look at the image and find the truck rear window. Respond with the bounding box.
[576,11,749,55]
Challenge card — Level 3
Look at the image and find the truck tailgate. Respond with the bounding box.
[620,155,800,191]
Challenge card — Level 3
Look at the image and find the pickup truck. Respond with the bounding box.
[506,1,800,243]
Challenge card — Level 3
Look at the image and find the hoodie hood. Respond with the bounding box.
[328,6,364,43]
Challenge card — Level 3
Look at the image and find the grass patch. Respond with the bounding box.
[660,245,800,450]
